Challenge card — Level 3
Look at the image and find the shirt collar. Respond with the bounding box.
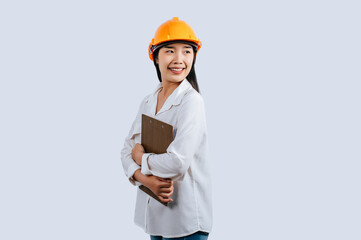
[145,79,193,114]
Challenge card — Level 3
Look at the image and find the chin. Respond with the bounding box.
[167,76,186,83]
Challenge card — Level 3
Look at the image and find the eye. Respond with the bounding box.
[165,50,174,53]
[185,50,191,54]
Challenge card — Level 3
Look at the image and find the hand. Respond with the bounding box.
[132,143,145,166]
[145,176,174,203]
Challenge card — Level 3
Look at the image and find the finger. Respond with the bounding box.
[160,192,172,198]
[157,179,171,186]
[162,186,173,197]
[159,182,172,188]
[159,187,172,193]
[158,195,173,203]
[136,143,145,152]
[160,185,174,195]
[169,186,174,195]
[157,177,172,183]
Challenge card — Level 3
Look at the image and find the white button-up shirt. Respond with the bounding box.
[121,79,212,238]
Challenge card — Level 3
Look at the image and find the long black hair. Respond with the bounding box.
[152,40,200,93]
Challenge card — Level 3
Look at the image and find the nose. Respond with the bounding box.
[173,51,184,65]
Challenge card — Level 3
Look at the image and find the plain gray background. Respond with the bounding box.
[1,0,360,239]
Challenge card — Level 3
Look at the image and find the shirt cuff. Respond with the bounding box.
[141,153,153,175]
[127,162,141,186]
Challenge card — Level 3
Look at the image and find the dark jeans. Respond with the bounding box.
[150,231,209,240]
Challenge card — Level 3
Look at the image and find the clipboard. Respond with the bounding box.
[139,114,174,206]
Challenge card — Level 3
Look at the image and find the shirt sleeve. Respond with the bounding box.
[140,94,207,181]
[120,132,142,186]
[120,99,146,186]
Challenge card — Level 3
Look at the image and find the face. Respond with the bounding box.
[156,43,194,84]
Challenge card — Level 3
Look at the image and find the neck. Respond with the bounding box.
[160,80,182,98]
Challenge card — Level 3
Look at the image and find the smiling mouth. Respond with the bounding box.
[169,68,185,74]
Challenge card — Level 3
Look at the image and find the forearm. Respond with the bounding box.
[133,169,149,187]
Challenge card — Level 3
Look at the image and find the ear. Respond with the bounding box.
[155,57,159,65]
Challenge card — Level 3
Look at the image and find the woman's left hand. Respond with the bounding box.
[132,143,145,166]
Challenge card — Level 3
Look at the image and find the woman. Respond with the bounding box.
[121,17,212,240]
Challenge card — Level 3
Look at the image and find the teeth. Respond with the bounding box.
[170,68,183,72]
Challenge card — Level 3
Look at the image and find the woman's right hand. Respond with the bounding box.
[145,176,174,203]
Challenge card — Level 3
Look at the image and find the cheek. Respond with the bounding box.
[158,57,170,69]
[159,63,169,75]
[186,60,194,70]
[186,56,194,67]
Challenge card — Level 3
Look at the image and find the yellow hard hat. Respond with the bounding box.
[148,17,202,61]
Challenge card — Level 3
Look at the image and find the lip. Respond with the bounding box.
[168,68,185,74]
